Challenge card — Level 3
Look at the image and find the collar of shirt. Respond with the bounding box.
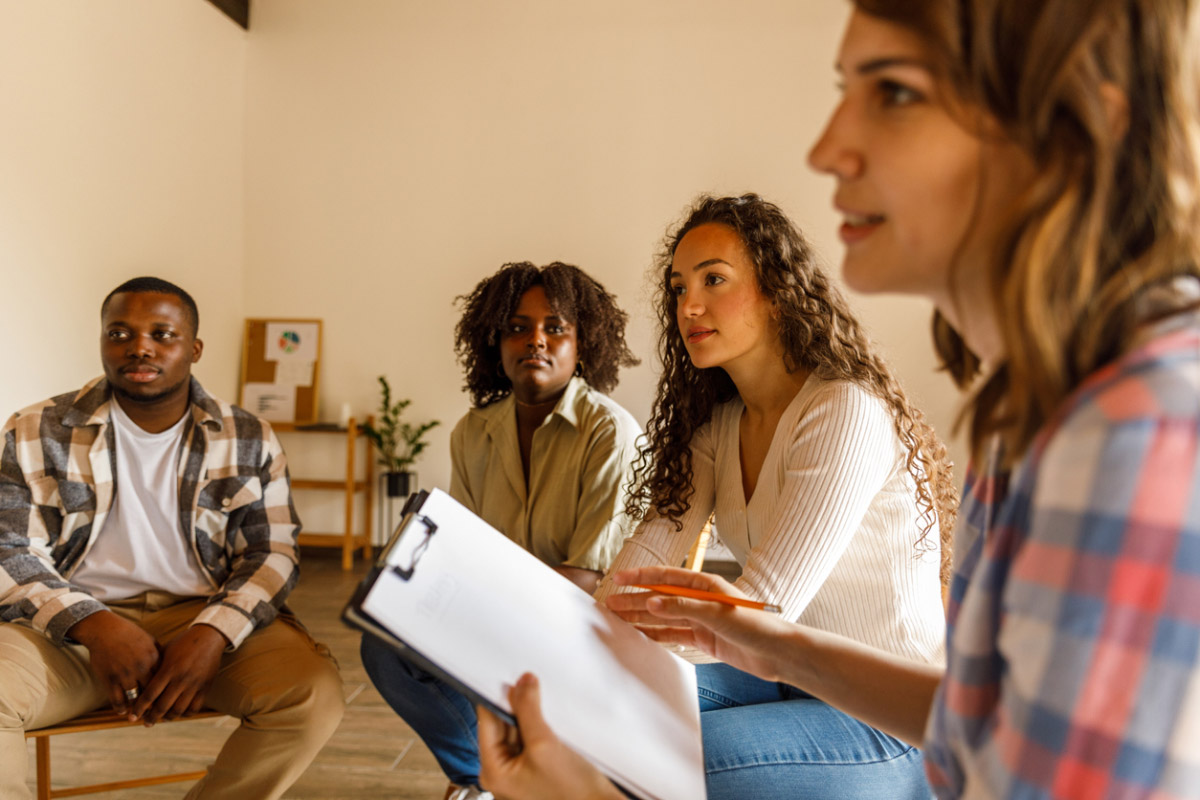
[59,376,225,433]
[476,375,589,435]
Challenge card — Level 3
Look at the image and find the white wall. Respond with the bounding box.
[0,1,965,540]
[0,0,246,416]
[243,0,965,526]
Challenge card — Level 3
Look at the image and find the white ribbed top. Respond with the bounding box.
[595,377,946,665]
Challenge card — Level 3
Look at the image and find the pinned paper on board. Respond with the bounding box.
[241,383,296,422]
[265,322,320,363]
[274,360,314,386]
[238,318,323,424]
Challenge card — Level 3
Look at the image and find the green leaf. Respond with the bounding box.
[361,375,441,472]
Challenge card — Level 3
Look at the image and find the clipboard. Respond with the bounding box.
[342,491,514,726]
[341,489,706,800]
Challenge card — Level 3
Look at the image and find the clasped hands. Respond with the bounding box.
[67,611,228,725]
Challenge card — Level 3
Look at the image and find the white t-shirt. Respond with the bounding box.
[71,401,214,601]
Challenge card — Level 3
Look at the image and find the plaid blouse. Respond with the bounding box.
[0,377,301,649]
[924,313,1200,798]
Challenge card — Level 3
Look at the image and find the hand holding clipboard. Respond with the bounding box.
[342,489,706,800]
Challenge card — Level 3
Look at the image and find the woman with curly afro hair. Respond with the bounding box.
[362,260,641,800]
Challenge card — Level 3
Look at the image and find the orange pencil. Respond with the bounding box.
[633,584,782,614]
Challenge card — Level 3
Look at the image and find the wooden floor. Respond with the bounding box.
[25,552,450,799]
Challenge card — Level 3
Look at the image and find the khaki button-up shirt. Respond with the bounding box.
[448,377,641,572]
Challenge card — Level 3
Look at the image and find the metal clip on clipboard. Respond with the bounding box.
[347,489,516,727]
[379,490,438,581]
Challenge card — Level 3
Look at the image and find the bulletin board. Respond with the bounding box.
[238,318,323,424]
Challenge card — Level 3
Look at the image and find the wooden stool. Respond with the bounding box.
[25,707,226,799]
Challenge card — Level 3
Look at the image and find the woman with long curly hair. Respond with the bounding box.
[362,261,641,800]
[479,1,1200,799]
[601,193,954,798]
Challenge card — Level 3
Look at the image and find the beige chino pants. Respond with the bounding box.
[0,592,344,800]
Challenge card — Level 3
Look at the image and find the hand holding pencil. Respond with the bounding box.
[605,565,799,682]
[631,583,782,614]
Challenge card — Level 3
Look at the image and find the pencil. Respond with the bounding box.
[632,584,782,614]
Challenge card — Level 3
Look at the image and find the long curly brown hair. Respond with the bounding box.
[454,261,640,408]
[627,194,958,579]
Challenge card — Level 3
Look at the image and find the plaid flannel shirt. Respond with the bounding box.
[924,313,1200,798]
[0,376,301,649]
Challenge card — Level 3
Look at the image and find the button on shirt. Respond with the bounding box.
[448,377,642,572]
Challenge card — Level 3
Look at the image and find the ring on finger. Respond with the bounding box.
[124,687,139,701]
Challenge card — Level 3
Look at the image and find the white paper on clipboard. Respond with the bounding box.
[356,489,706,800]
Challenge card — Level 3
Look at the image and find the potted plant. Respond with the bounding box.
[360,375,441,498]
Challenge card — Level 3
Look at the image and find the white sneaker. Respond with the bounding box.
[447,786,493,800]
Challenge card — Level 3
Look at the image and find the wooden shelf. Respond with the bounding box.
[291,479,372,491]
[298,532,370,548]
[276,416,374,570]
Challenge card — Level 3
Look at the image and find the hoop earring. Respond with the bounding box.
[496,362,508,379]
[574,361,585,378]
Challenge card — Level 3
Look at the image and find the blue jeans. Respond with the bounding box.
[697,662,932,799]
[363,635,930,798]
[360,634,483,786]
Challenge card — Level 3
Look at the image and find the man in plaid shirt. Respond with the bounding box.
[0,277,344,799]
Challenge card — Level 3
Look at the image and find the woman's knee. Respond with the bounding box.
[705,743,928,800]
[360,634,426,691]
[359,632,393,679]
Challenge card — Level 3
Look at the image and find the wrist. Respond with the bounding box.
[192,623,232,649]
[66,609,118,647]
[773,625,819,688]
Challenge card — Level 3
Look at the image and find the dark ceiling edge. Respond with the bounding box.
[205,0,249,30]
